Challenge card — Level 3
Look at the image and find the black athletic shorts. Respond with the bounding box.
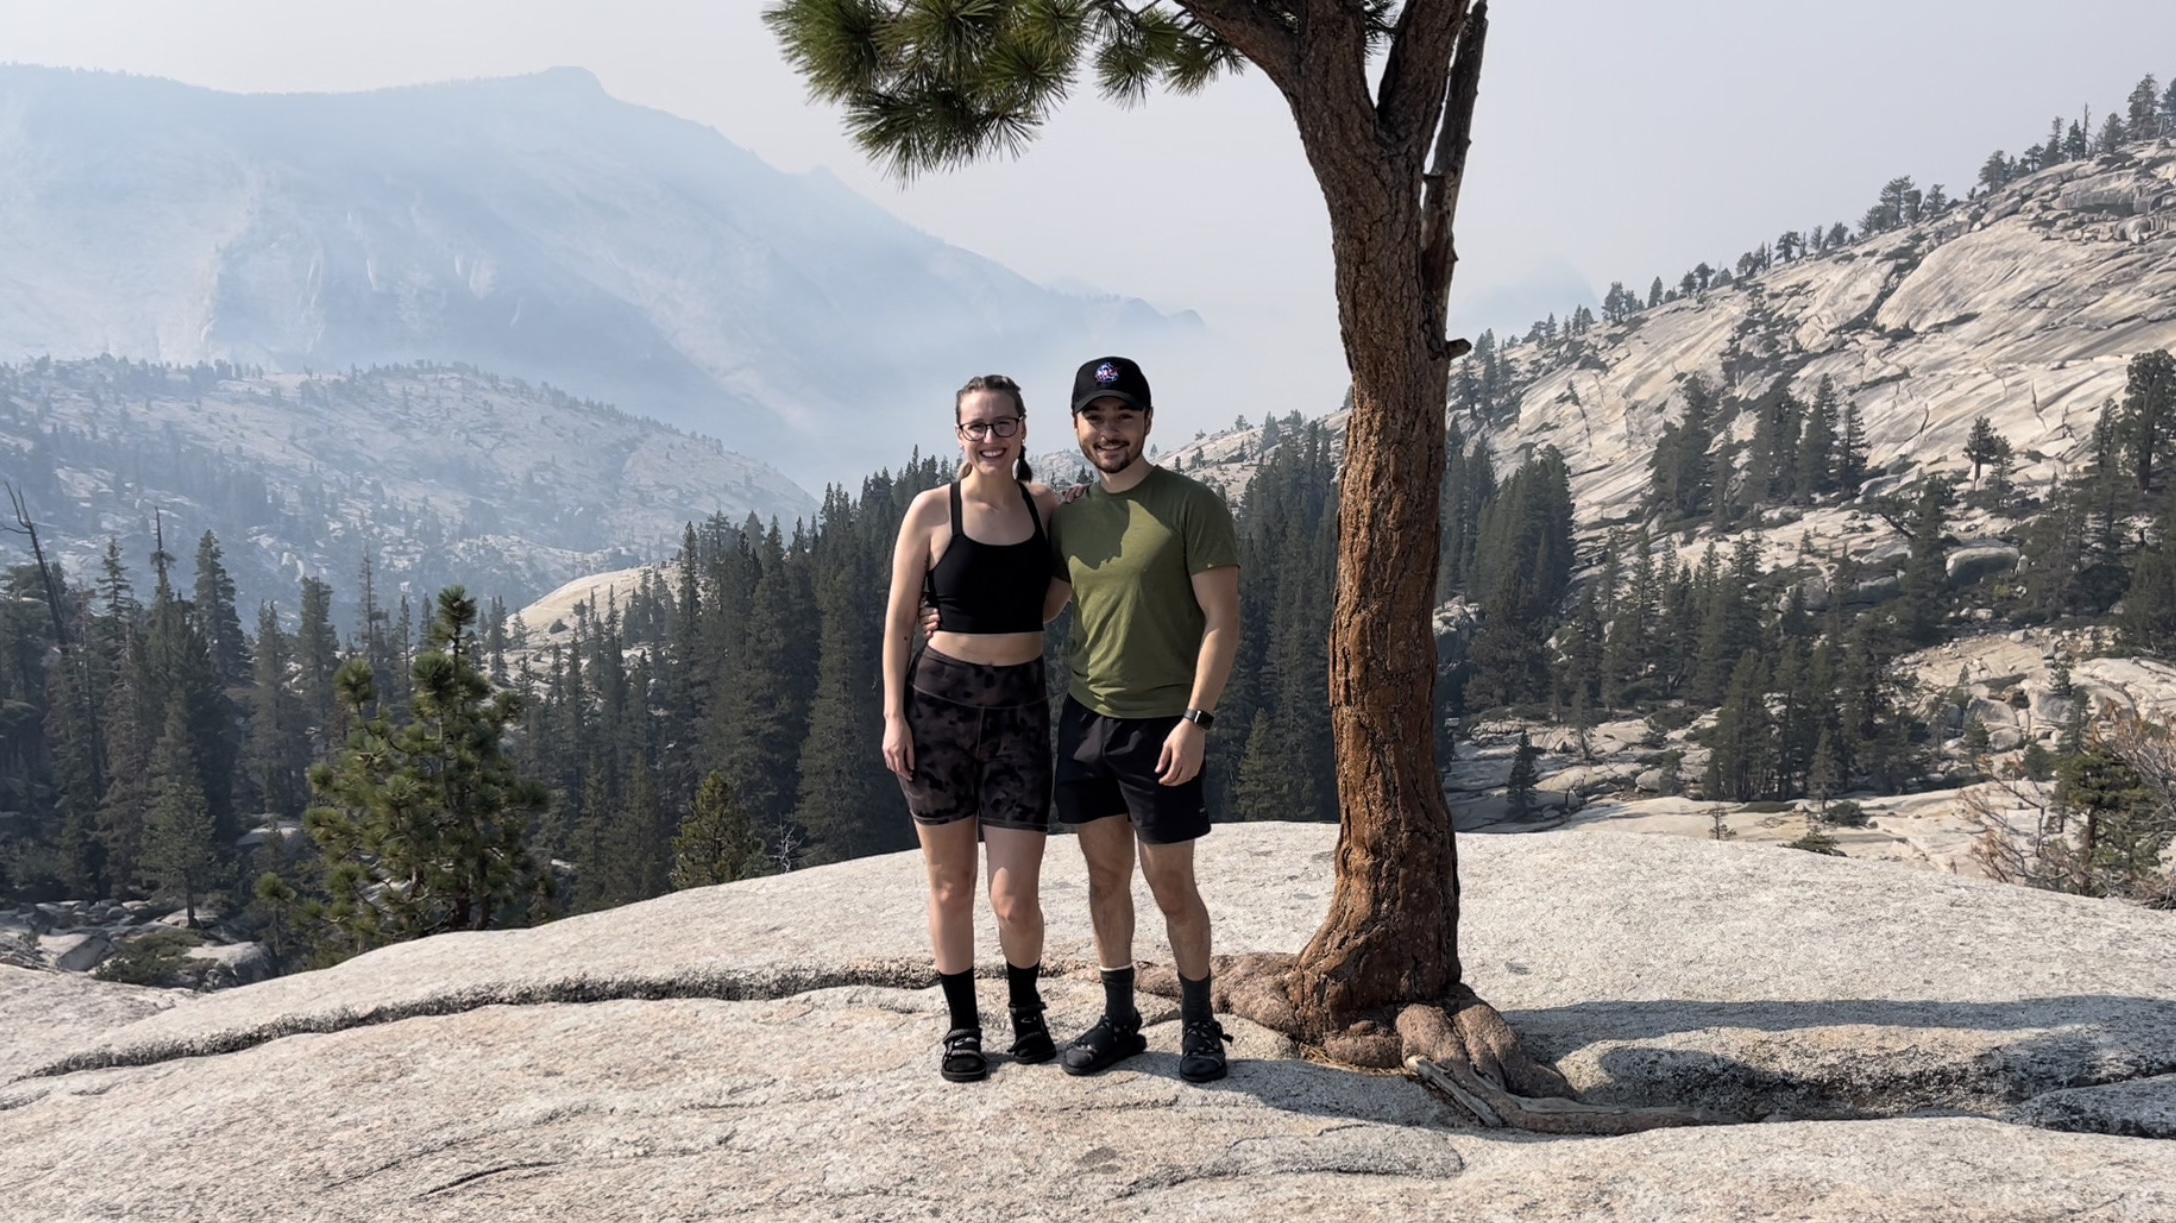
[898,647,1053,833]
[1054,696,1212,844]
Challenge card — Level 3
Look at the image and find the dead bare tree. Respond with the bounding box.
[3,482,107,808]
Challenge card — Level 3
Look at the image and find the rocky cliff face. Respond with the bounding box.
[1472,138,2176,534]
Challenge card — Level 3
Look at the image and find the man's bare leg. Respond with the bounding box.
[1073,814,1137,970]
[1137,838,1210,979]
[1062,814,1150,1075]
[1139,836,1227,1082]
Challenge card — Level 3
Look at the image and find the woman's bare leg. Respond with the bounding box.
[916,818,980,974]
[982,826,1048,970]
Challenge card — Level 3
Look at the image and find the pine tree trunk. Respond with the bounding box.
[1282,95,1461,1040]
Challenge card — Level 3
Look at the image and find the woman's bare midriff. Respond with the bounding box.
[927,630,1045,667]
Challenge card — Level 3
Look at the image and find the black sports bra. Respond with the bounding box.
[925,481,1047,635]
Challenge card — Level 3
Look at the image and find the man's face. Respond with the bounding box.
[1074,397,1150,475]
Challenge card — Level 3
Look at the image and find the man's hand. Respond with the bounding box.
[918,597,940,638]
[1156,718,1207,786]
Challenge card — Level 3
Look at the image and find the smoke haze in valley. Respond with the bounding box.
[2,1,2173,481]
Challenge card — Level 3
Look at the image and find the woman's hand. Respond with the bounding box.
[883,712,915,780]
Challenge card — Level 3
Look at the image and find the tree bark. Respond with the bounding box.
[1268,4,1470,1043]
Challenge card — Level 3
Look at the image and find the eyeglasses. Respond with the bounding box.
[958,417,1023,440]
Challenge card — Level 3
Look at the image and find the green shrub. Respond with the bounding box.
[1647,704,1701,734]
[1738,801,1795,814]
[93,929,207,988]
[1826,801,1869,828]
[1786,828,1844,856]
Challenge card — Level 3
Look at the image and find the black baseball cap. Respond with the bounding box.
[1071,356,1153,414]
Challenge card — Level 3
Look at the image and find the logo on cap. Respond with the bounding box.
[1094,362,1120,386]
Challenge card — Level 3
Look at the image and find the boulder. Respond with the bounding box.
[1946,544,2019,587]
[1860,540,1911,571]
[1967,697,2017,730]
[1846,574,1901,607]
[1443,757,1513,793]
[39,932,112,973]
[185,942,274,988]
[1794,575,1832,613]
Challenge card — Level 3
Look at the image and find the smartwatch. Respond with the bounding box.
[1181,708,1216,728]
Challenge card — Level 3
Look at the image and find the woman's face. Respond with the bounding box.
[956,389,1025,477]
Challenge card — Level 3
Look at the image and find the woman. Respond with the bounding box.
[882,373,1065,1083]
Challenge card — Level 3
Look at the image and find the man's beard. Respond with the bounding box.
[1083,437,1142,473]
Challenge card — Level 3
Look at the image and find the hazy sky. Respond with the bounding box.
[5,1,2173,429]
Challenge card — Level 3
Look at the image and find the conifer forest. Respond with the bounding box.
[4,69,2175,977]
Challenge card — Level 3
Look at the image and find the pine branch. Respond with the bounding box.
[770,0,1255,178]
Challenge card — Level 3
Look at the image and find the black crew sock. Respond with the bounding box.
[938,968,979,1032]
[1101,965,1140,1028]
[1006,961,1043,1012]
[1180,972,1213,1027]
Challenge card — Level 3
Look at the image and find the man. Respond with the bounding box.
[1046,355,1241,1083]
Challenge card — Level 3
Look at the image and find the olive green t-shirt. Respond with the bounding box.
[1050,465,1240,719]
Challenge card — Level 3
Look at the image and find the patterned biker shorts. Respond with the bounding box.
[898,646,1054,833]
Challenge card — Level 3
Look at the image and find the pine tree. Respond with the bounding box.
[2127,75,2162,137]
[2054,742,2168,894]
[1468,449,1575,708]
[1437,422,1496,597]
[1704,651,1773,801]
[1603,530,1656,705]
[1806,728,1842,817]
[243,602,311,820]
[2096,113,2127,155]
[600,754,672,906]
[670,771,761,889]
[295,576,341,741]
[304,587,551,961]
[1796,378,1839,500]
[794,492,899,863]
[192,531,251,688]
[1649,376,1718,519]
[1964,416,2006,484]
[2124,483,2176,655]
[2121,349,2176,492]
[1231,709,1306,820]
[1837,396,1868,492]
[1895,479,1954,646]
[140,696,220,926]
[740,522,817,849]
[1504,731,1540,820]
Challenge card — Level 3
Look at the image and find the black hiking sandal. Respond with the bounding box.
[1060,1014,1147,1077]
[1009,1005,1057,1064]
[940,1028,988,1083]
[1179,1018,1232,1084]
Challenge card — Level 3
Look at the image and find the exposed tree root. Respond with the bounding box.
[1143,955,1728,1135]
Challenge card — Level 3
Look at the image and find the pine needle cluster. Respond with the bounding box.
[764,0,1247,178]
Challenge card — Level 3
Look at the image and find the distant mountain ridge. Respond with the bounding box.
[1165,133,2176,546]
[0,357,813,622]
[0,65,1193,485]
[1467,136,2176,533]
